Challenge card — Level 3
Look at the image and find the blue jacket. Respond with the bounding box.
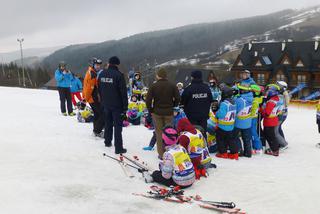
[235,92,253,129]
[216,99,236,131]
[55,69,72,88]
[98,65,128,111]
[70,76,82,93]
[173,111,187,128]
[240,77,256,88]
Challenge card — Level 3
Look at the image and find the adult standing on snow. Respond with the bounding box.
[146,68,180,158]
[83,58,104,137]
[181,70,213,136]
[54,61,75,116]
[98,56,128,154]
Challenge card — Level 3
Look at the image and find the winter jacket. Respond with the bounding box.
[173,111,187,128]
[210,86,221,101]
[177,118,212,168]
[83,67,99,104]
[181,79,213,121]
[70,76,82,93]
[235,92,253,129]
[160,144,195,187]
[240,77,256,88]
[146,79,180,116]
[55,69,72,88]
[262,95,280,127]
[251,96,263,118]
[215,98,236,131]
[98,65,128,112]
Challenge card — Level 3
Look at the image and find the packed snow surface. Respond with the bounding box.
[1,87,320,214]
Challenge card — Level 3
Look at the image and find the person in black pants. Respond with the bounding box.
[54,62,75,116]
[98,56,128,154]
[181,70,213,138]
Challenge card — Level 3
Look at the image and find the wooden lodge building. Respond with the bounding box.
[231,41,320,97]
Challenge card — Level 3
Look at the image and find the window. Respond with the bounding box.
[256,60,262,66]
[296,60,304,67]
[276,74,286,81]
[262,56,272,65]
[257,73,265,85]
[297,75,307,84]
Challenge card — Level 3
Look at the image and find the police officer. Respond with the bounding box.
[181,70,213,136]
[98,56,128,154]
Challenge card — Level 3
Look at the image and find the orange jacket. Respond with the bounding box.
[83,67,98,104]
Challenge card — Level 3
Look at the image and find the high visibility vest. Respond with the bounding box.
[167,146,194,176]
[218,100,236,125]
[263,99,280,118]
[237,97,252,120]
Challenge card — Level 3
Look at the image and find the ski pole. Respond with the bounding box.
[103,153,145,173]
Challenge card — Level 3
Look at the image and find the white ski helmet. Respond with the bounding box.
[277,81,288,89]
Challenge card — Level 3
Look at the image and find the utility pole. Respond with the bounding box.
[17,38,26,87]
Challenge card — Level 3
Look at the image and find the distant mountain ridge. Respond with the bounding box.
[42,6,320,75]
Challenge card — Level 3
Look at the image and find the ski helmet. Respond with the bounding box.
[277,81,288,93]
[266,84,280,97]
[162,125,178,146]
[221,86,234,99]
[176,82,183,89]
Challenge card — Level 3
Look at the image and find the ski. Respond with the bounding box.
[103,153,139,178]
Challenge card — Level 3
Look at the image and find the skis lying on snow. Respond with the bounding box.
[103,153,153,181]
[133,185,245,214]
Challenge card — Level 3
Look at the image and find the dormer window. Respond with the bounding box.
[296,60,304,67]
[283,58,290,65]
[256,60,262,66]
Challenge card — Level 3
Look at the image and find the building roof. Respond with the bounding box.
[232,41,320,71]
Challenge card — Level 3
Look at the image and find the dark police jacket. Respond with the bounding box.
[98,65,128,112]
[181,79,213,120]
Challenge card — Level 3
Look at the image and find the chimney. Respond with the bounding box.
[315,40,319,51]
[248,41,253,51]
[281,41,286,51]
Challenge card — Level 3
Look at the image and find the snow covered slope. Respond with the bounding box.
[1,87,319,214]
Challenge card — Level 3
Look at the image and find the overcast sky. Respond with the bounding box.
[0,0,319,53]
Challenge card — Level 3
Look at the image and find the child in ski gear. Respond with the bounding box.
[83,58,104,136]
[143,131,156,151]
[215,86,238,160]
[177,118,212,178]
[276,81,289,149]
[173,106,187,128]
[55,61,74,116]
[234,83,253,157]
[70,73,83,107]
[177,82,184,96]
[77,106,94,123]
[261,84,281,156]
[132,71,144,100]
[98,56,128,154]
[127,94,143,125]
[207,102,218,153]
[181,70,213,136]
[209,79,221,102]
[151,125,195,187]
[250,85,264,154]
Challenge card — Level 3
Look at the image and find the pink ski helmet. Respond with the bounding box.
[162,125,178,146]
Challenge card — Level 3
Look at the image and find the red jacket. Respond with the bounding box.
[261,95,280,127]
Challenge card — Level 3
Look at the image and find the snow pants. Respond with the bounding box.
[148,131,157,148]
[90,102,104,134]
[58,87,73,114]
[216,128,237,154]
[251,117,263,150]
[151,170,191,188]
[277,114,288,148]
[264,126,280,152]
[104,108,124,152]
[234,128,252,157]
[71,92,82,106]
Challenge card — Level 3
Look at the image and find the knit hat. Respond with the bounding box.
[191,70,202,80]
[156,68,167,79]
[108,56,120,65]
